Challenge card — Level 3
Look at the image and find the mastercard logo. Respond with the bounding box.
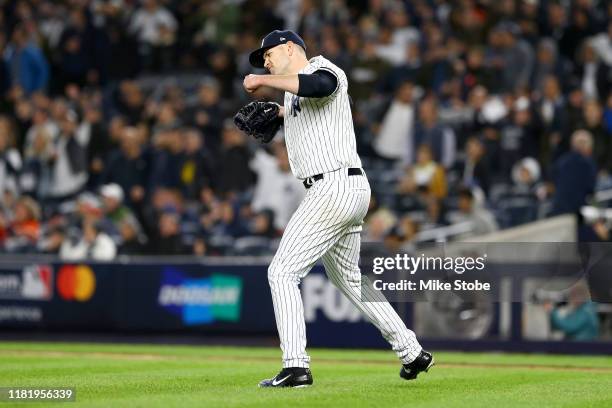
[56,265,96,301]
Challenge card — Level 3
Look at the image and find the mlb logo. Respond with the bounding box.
[21,265,53,300]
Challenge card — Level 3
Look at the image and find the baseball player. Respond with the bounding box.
[240,30,433,388]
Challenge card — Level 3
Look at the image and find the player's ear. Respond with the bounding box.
[287,42,294,56]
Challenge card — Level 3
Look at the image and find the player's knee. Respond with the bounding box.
[268,260,298,287]
[267,261,282,286]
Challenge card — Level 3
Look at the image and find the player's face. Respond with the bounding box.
[264,45,289,75]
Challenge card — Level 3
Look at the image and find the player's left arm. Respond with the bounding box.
[243,70,337,98]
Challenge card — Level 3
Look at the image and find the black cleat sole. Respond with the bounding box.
[400,355,435,380]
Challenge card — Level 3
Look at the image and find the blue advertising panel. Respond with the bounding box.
[0,261,276,333]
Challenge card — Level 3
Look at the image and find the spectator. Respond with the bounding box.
[383,215,419,254]
[449,2,486,47]
[531,39,569,94]
[24,108,59,160]
[493,21,535,93]
[457,136,490,196]
[73,192,104,226]
[217,121,255,195]
[99,183,139,236]
[511,157,544,196]
[397,144,448,200]
[559,9,594,62]
[372,81,416,164]
[148,209,188,255]
[420,22,454,94]
[573,42,611,102]
[364,207,397,242]
[37,224,66,255]
[590,21,612,67]
[1,196,41,252]
[0,116,22,195]
[249,209,277,238]
[250,142,304,231]
[347,39,390,103]
[544,280,599,341]
[3,24,49,95]
[149,127,184,190]
[414,97,456,168]
[540,2,567,42]
[207,47,238,99]
[459,47,496,97]
[578,100,610,172]
[605,92,612,135]
[184,80,223,154]
[129,0,177,72]
[499,96,540,177]
[115,81,145,124]
[454,187,499,236]
[551,130,597,216]
[379,42,423,94]
[83,105,109,189]
[102,126,149,207]
[117,217,148,255]
[60,219,117,261]
[57,9,95,88]
[534,75,566,166]
[0,32,10,101]
[423,196,449,227]
[179,128,215,200]
[48,110,89,201]
[106,116,126,151]
[563,86,587,154]
[20,117,55,199]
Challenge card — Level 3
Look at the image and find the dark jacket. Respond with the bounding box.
[102,148,150,201]
[551,151,597,215]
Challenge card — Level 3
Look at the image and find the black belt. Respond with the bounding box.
[303,168,363,189]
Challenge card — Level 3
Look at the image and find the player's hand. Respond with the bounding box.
[243,74,263,93]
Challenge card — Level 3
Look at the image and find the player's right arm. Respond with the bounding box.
[243,70,337,98]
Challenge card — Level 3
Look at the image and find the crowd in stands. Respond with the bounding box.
[1,0,612,258]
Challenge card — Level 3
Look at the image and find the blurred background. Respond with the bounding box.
[0,0,611,352]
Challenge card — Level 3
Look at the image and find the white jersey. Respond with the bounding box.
[265,56,423,373]
[283,56,362,179]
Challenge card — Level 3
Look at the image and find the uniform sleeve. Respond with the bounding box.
[304,60,347,106]
[297,69,338,98]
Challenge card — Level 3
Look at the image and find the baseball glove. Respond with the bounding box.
[233,101,282,143]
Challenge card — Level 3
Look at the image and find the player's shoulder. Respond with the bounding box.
[307,55,347,86]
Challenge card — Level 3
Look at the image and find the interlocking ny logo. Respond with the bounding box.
[291,95,301,117]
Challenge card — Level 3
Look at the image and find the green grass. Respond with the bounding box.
[1,342,611,408]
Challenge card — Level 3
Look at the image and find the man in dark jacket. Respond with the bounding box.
[102,126,150,207]
[551,130,597,216]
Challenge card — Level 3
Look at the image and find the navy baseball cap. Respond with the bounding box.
[249,30,306,68]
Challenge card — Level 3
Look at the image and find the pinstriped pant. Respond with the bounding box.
[268,169,422,368]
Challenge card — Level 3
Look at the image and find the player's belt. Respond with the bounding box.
[303,167,363,189]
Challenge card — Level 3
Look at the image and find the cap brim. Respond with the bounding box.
[249,46,273,68]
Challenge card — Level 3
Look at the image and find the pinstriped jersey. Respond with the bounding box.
[283,56,362,179]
